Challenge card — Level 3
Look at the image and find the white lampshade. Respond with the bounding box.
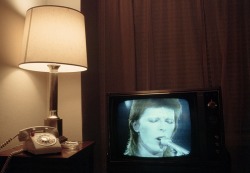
[19,6,87,72]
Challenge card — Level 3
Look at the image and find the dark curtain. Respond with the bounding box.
[82,0,250,173]
[204,1,250,172]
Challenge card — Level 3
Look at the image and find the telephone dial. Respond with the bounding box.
[18,126,61,155]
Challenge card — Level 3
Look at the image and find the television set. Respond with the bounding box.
[107,88,230,173]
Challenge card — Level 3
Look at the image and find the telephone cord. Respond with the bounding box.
[0,135,18,151]
[0,148,24,173]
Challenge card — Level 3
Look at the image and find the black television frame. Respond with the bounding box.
[107,88,230,173]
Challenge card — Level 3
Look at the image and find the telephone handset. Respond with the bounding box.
[18,126,61,155]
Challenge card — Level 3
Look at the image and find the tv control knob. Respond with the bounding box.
[216,150,221,154]
[207,99,218,109]
[214,135,220,139]
[215,142,220,147]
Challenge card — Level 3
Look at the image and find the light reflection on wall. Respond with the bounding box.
[4,0,80,17]
[4,0,45,16]
[0,0,82,149]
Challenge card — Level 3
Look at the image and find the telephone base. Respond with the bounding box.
[26,146,61,155]
[23,132,62,155]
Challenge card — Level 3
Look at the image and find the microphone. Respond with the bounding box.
[160,138,190,155]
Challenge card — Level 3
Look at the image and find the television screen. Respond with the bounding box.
[115,98,191,158]
[107,90,200,160]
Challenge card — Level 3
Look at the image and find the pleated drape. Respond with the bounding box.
[82,0,250,172]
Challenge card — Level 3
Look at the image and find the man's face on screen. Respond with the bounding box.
[133,107,175,157]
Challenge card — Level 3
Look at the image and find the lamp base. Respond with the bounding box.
[44,118,67,143]
[44,118,62,135]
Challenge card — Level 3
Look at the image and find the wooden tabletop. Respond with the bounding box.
[0,141,94,159]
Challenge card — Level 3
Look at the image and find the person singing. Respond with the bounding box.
[124,98,189,157]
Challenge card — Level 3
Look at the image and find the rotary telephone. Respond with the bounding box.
[0,126,62,173]
[18,126,61,155]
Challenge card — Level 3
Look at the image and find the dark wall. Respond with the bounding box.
[81,0,99,139]
[80,0,101,173]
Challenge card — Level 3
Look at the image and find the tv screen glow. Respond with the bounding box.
[112,98,191,158]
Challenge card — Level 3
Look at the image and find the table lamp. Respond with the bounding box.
[19,6,87,139]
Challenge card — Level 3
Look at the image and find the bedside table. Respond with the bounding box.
[0,141,94,173]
